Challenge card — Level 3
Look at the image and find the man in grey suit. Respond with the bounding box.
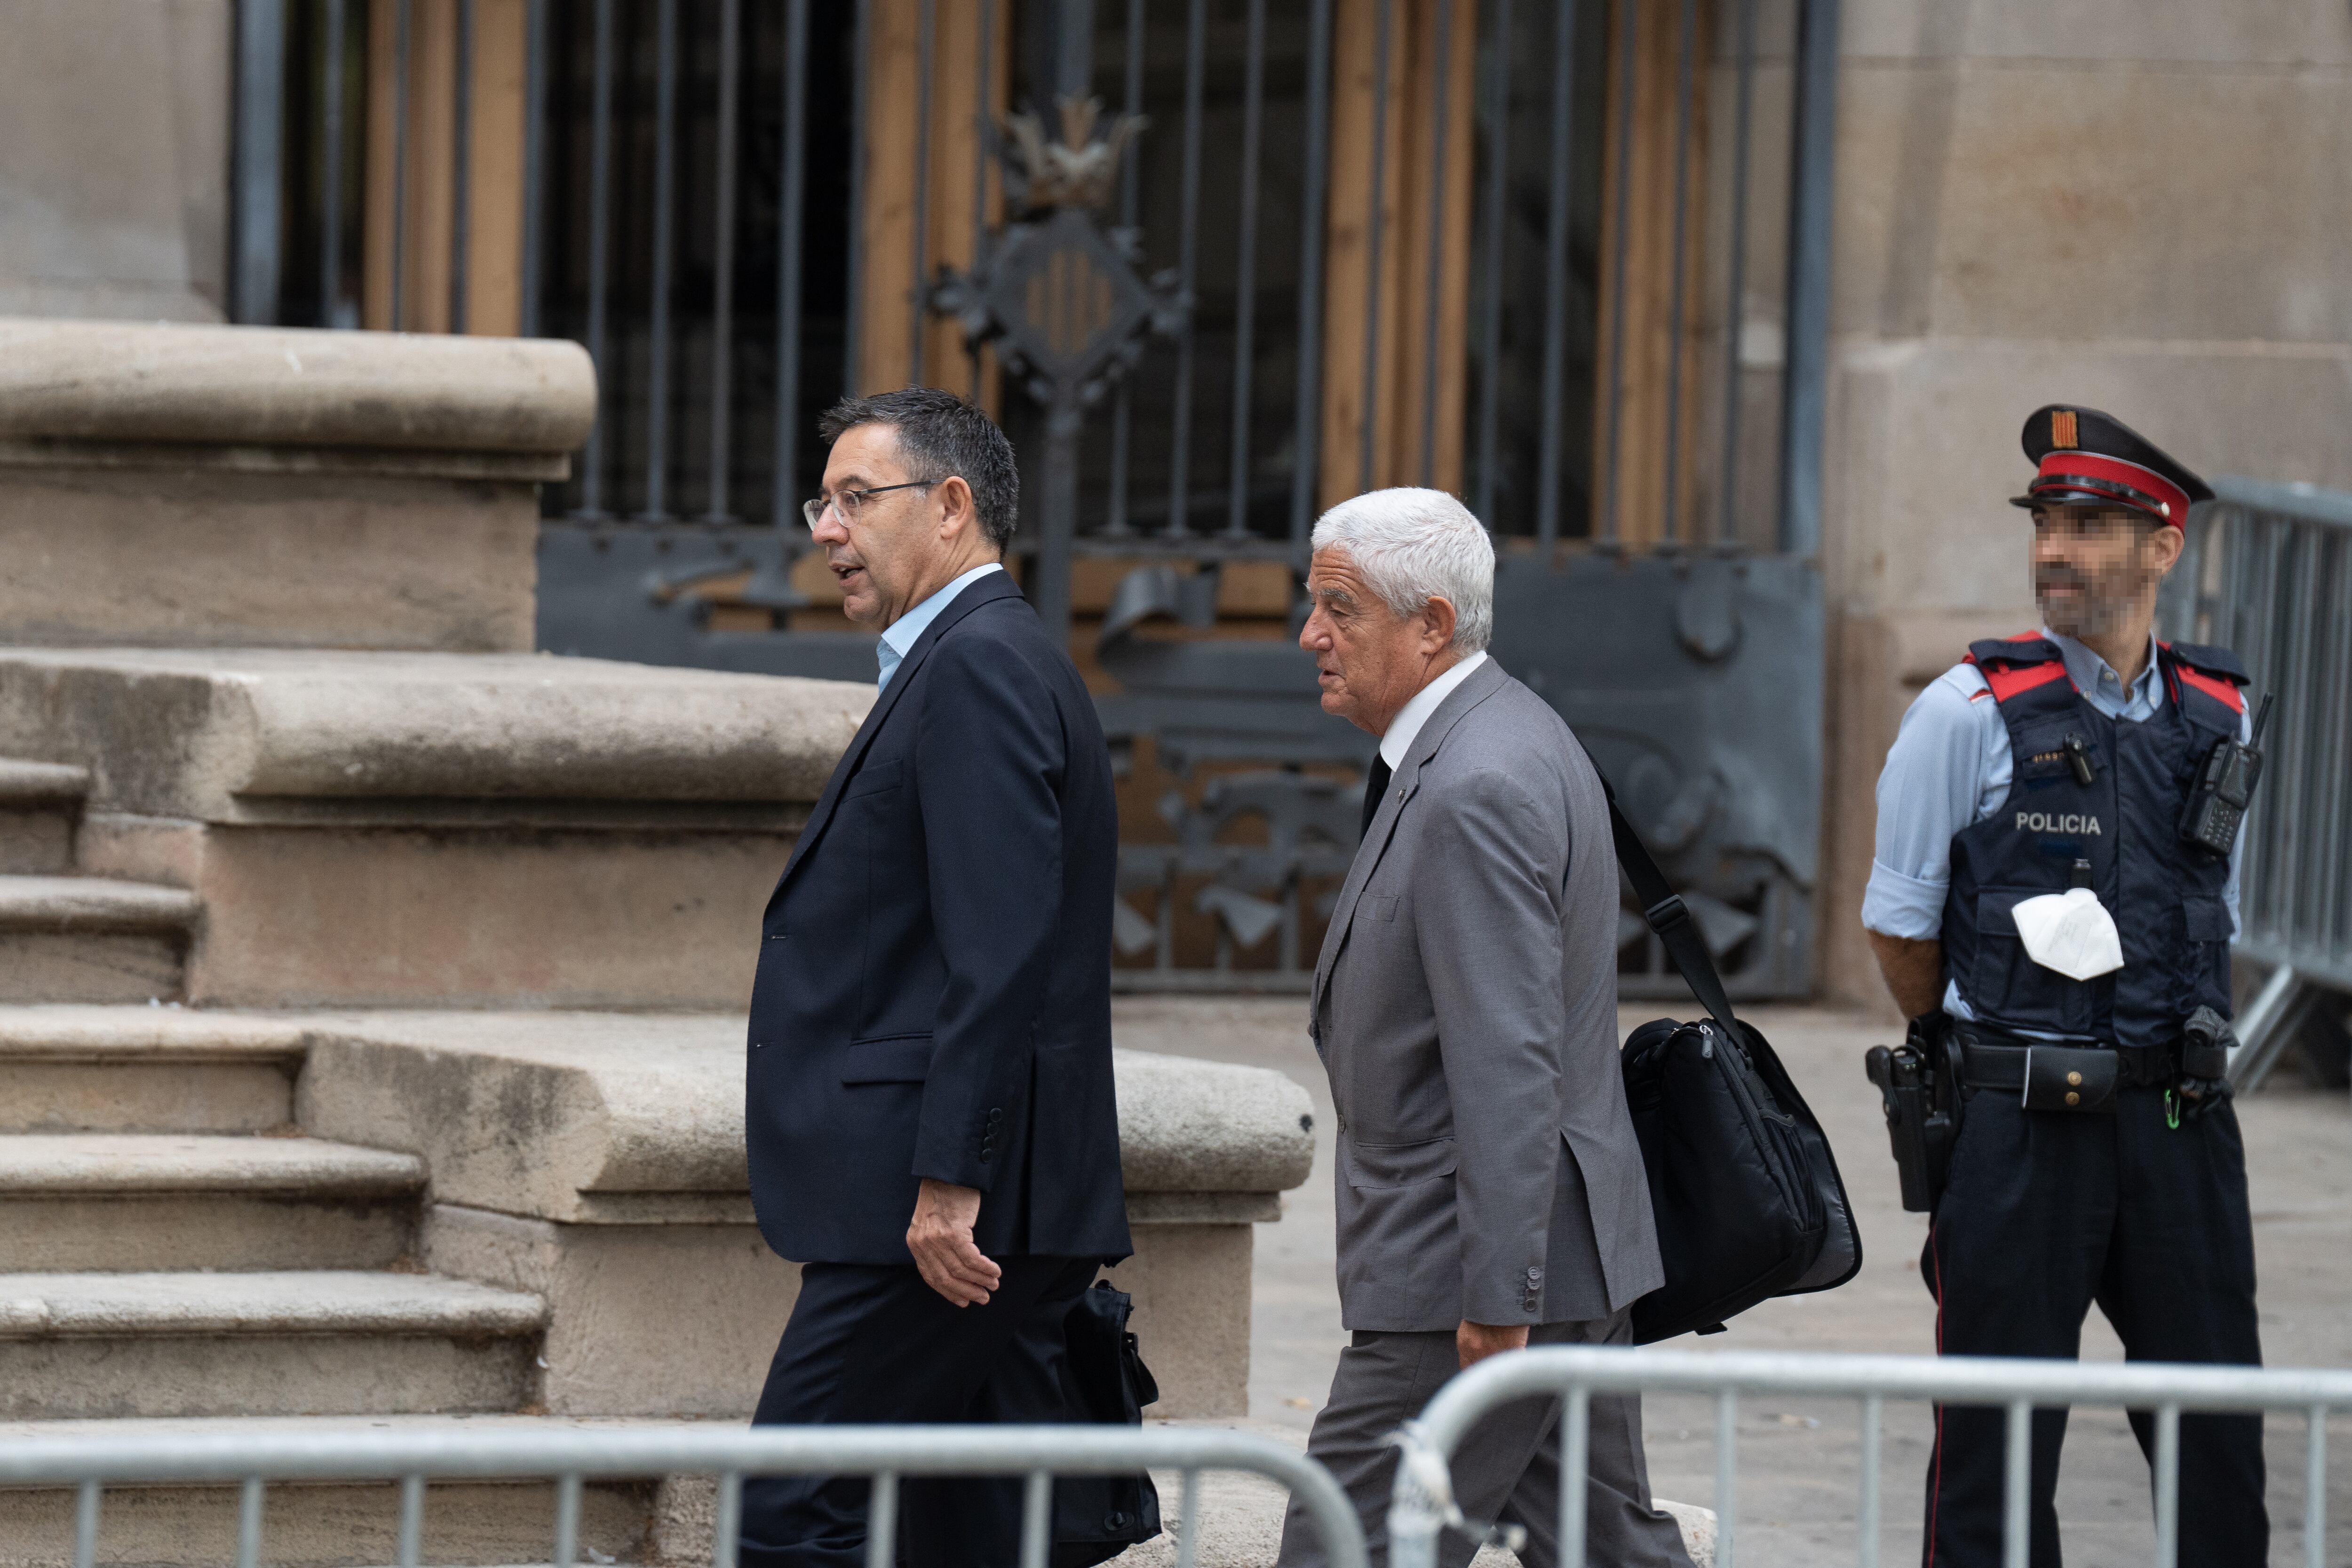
[1278,489,1691,1568]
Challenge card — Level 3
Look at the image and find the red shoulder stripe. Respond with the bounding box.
[2176,665,2246,713]
[1981,660,2070,703]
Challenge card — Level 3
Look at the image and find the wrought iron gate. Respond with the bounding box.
[232,0,1841,998]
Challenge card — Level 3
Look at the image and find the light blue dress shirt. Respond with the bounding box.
[1861,627,2247,1020]
[875,562,1004,690]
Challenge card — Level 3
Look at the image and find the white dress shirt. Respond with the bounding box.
[1379,650,1489,770]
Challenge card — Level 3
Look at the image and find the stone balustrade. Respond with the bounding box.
[0,317,589,651]
[289,1012,1313,1417]
[0,318,594,459]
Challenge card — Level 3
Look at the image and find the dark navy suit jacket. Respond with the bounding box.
[745,572,1132,1266]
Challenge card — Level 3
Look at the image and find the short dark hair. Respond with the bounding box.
[818,388,1019,548]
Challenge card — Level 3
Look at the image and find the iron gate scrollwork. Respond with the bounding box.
[932,89,1189,639]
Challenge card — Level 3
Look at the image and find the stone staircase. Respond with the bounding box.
[0,761,547,1421]
[0,762,198,1005]
[0,765,563,1559]
[0,762,1310,1563]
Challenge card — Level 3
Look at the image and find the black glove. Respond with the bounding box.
[2172,1074,2233,1123]
[2173,1006,2237,1123]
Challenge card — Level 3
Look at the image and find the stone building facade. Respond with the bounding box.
[4,0,2346,1001]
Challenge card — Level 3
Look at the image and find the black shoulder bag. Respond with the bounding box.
[1605,780,1864,1342]
[1052,1280,1164,1568]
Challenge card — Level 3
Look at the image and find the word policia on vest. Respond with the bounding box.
[2015,811,2103,835]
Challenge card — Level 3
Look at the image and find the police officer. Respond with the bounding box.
[1861,405,2264,1566]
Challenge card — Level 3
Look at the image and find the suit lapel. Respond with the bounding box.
[769,572,1021,904]
[1311,657,1511,1014]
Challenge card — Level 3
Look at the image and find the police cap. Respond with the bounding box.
[2008,404,2213,528]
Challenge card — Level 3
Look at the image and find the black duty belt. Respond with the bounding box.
[1955,1026,2177,1093]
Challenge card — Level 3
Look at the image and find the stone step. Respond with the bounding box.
[0,876,201,1004]
[0,1006,308,1133]
[0,1415,683,1568]
[0,760,88,877]
[0,1133,423,1271]
[0,1271,547,1420]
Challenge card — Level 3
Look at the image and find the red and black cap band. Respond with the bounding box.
[2006,405,2211,530]
[2008,451,2193,524]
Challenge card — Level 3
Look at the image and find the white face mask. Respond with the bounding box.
[2010,887,2125,982]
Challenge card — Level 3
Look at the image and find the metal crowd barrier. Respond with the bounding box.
[1386,1345,2352,1568]
[2160,477,2352,1090]
[0,1422,1367,1568]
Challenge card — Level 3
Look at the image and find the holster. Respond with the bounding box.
[1865,1014,1960,1213]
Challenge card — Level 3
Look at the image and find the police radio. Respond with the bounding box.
[2178,693,2273,860]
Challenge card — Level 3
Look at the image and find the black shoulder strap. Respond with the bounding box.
[2164,640,2250,685]
[1596,771,1742,1040]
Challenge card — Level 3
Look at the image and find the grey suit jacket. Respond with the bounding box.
[1311,657,1663,1332]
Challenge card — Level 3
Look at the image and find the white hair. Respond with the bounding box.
[1310,487,1495,652]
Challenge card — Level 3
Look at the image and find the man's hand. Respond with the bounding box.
[1456,1320,1530,1370]
[907,1179,1001,1307]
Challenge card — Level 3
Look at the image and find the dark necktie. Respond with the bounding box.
[1359,756,1392,841]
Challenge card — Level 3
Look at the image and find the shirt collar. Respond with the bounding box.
[877,562,1003,689]
[1377,650,1489,770]
[2042,625,2162,709]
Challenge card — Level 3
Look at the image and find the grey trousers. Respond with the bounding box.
[1275,1309,1694,1568]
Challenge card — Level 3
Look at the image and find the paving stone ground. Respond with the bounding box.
[1116,997,2352,1567]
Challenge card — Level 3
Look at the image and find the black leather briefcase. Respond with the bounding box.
[1052,1280,1163,1568]
[1605,779,1865,1343]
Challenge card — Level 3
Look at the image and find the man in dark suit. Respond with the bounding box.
[739,388,1131,1568]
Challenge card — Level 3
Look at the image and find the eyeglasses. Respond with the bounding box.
[802,481,934,530]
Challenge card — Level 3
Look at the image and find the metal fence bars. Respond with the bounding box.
[0,1421,1367,1568]
[2157,477,2352,1090]
[1386,1345,2351,1568]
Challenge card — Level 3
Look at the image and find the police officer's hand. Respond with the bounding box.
[2175,1075,2234,1122]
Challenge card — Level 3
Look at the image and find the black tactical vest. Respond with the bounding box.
[1940,636,2248,1050]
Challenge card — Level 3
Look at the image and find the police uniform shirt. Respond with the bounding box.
[1861,626,2248,1022]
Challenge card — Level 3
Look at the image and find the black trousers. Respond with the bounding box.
[739,1255,1098,1568]
[1922,1085,2265,1568]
